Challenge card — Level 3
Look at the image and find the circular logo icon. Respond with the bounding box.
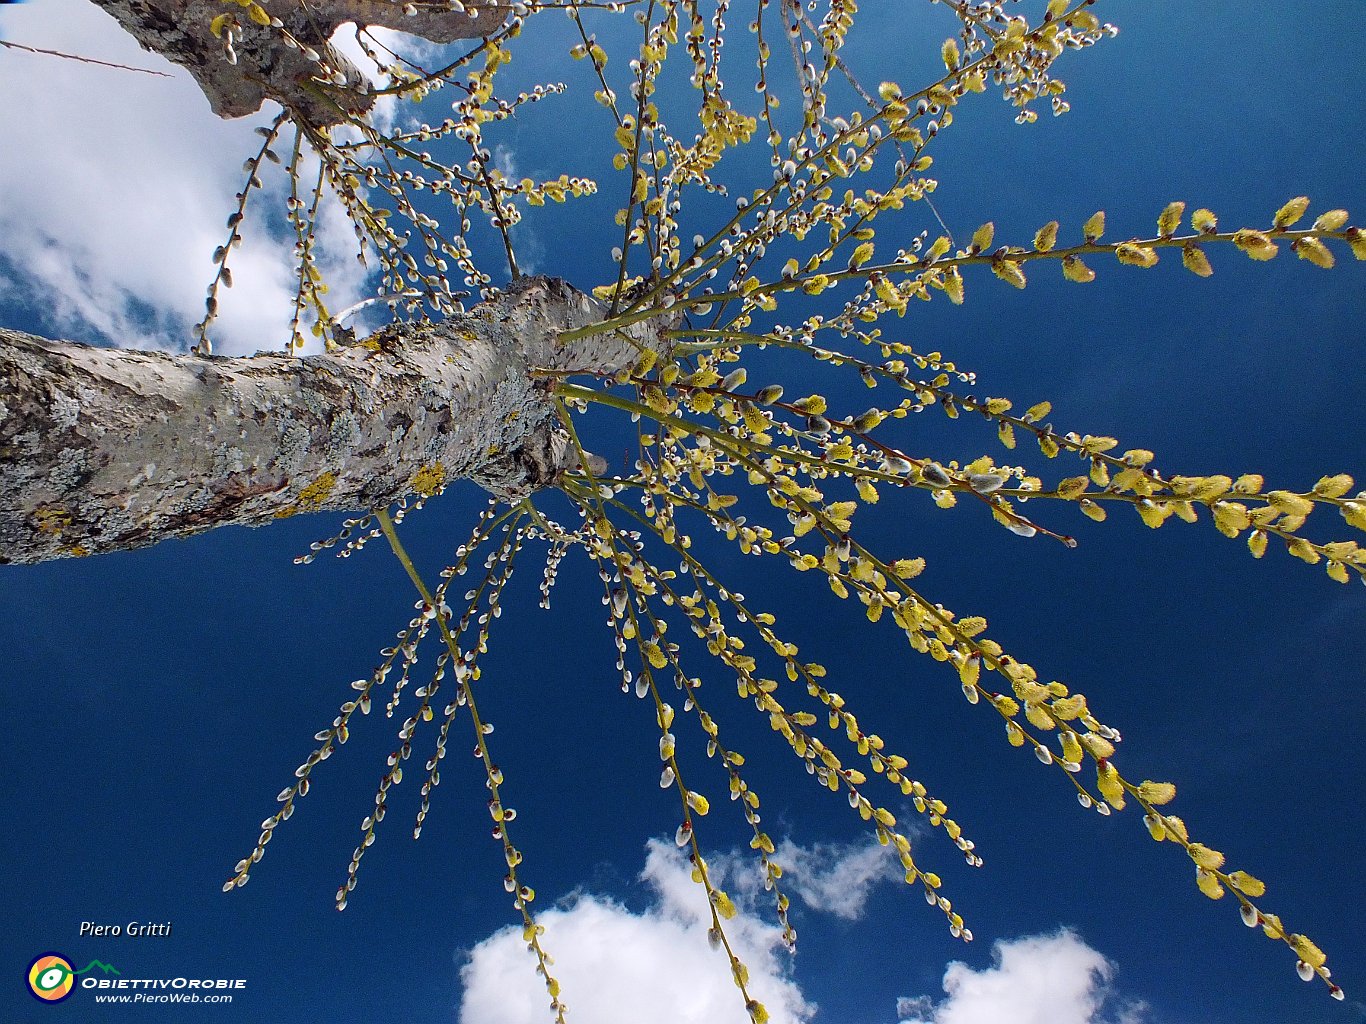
[28,953,75,1003]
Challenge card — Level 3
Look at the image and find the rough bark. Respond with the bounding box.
[90,0,506,125]
[0,277,668,564]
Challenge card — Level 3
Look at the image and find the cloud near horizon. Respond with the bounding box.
[456,839,1142,1024]
[457,838,816,1024]
[895,930,1148,1024]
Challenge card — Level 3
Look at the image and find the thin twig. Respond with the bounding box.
[0,39,172,77]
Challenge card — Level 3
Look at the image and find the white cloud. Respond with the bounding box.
[458,839,815,1024]
[768,838,901,921]
[458,848,1148,1024]
[329,23,440,138]
[493,142,545,275]
[0,0,373,354]
[709,835,900,922]
[895,931,1148,1024]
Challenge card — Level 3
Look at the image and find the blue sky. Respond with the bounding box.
[1,2,1363,1023]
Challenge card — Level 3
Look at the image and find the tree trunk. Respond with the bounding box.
[0,277,666,564]
[90,0,506,125]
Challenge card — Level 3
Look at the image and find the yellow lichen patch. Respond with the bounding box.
[297,472,338,511]
[34,507,72,536]
[411,463,447,497]
[274,471,338,518]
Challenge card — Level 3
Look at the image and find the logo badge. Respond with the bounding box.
[27,953,75,1003]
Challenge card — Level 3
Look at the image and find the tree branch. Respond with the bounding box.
[0,277,667,564]
[89,0,507,125]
